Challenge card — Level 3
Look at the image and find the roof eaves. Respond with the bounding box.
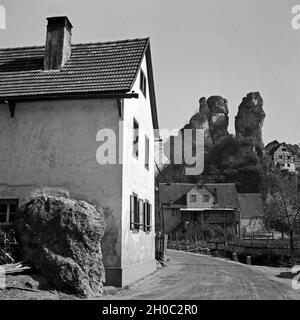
[3,91,138,102]
[145,43,159,130]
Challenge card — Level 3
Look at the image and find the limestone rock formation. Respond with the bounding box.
[184,95,229,145]
[207,96,229,143]
[235,92,266,156]
[189,97,213,145]
[157,91,267,193]
[14,192,105,298]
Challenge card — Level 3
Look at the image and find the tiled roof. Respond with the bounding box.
[159,183,240,209]
[237,193,264,219]
[0,38,149,98]
[265,140,280,155]
[266,141,300,157]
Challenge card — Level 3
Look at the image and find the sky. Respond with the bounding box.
[0,0,299,144]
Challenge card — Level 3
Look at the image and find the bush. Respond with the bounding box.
[197,224,236,241]
[0,226,17,244]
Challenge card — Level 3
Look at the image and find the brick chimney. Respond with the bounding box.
[44,16,73,70]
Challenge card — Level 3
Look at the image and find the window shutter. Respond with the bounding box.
[130,195,134,230]
[134,196,139,230]
[148,203,152,232]
[143,202,147,231]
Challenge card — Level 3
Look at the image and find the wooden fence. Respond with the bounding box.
[168,238,300,258]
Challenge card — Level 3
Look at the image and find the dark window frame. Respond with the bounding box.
[190,195,196,203]
[145,135,150,170]
[144,200,152,233]
[0,199,19,225]
[130,193,139,232]
[203,195,209,203]
[133,118,139,159]
[140,69,147,98]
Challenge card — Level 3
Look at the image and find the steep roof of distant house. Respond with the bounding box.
[238,193,264,219]
[0,38,159,128]
[159,183,240,209]
[287,144,300,157]
[265,141,299,157]
[265,140,280,155]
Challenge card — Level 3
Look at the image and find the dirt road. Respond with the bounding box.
[102,250,300,300]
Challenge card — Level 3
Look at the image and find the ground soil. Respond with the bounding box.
[1,250,300,300]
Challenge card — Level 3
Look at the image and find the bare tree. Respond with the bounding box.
[263,172,300,261]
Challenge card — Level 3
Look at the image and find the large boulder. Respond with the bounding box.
[14,192,105,298]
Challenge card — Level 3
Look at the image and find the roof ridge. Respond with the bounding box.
[72,37,149,47]
[0,38,149,52]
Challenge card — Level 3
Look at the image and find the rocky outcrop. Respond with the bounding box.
[188,97,213,145]
[235,92,266,156]
[184,95,229,146]
[207,96,229,143]
[14,192,105,298]
[157,91,267,192]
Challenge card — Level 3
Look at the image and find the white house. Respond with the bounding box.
[159,183,240,236]
[266,141,300,173]
[0,16,158,287]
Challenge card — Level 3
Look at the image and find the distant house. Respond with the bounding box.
[266,140,300,173]
[0,16,158,287]
[158,183,240,236]
[237,193,265,234]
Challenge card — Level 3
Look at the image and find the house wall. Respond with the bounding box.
[186,187,214,208]
[120,55,156,286]
[163,207,182,234]
[0,98,123,276]
[274,146,297,172]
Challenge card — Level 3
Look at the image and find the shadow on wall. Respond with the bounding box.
[101,207,120,266]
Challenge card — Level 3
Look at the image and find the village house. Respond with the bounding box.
[265,140,300,173]
[0,16,158,287]
[158,183,241,237]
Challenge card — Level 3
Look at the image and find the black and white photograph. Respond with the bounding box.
[0,0,300,311]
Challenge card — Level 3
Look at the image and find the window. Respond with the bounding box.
[140,69,147,97]
[190,195,196,202]
[145,135,149,170]
[130,194,139,231]
[171,209,178,217]
[203,195,209,203]
[133,118,139,158]
[130,195,151,232]
[144,201,152,232]
[0,199,18,225]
